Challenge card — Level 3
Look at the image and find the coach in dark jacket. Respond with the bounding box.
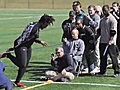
[76,18,96,74]
[46,47,75,81]
[61,10,76,54]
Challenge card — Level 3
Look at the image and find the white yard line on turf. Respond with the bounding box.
[0,14,67,16]
[0,16,33,20]
[12,80,120,87]
[0,14,67,20]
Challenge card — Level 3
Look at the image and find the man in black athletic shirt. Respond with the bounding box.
[0,14,55,87]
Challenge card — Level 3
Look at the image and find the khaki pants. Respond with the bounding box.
[45,70,74,81]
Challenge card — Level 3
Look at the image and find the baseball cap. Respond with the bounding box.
[69,10,76,16]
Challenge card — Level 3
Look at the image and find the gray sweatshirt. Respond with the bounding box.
[66,39,85,57]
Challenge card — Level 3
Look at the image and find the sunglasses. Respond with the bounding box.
[56,52,60,54]
[96,11,100,13]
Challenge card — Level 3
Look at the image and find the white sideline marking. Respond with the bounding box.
[12,80,120,87]
[0,16,33,20]
[0,14,67,16]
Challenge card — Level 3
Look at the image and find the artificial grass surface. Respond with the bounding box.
[0,9,120,90]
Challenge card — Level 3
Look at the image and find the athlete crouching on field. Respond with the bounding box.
[45,47,75,82]
[0,14,55,87]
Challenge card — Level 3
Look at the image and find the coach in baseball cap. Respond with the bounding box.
[69,10,76,16]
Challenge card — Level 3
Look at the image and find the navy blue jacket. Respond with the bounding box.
[0,61,9,86]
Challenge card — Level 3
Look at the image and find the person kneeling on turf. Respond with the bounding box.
[45,47,75,82]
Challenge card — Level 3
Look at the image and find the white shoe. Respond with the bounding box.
[90,67,100,74]
[82,68,88,74]
[118,59,120,64]
[107,64,112,68]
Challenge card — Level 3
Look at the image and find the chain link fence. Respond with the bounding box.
[0,0,119,9]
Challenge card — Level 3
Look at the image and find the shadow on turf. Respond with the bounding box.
[26,61,52,81]
[26,61,114,81]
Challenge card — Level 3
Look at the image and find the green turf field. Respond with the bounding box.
[0,9,120,90]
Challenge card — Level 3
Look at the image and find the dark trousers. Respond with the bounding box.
[84,44,95,72]
[99,43,120,74]
[7,46,32,83]
[116,20,120,51]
